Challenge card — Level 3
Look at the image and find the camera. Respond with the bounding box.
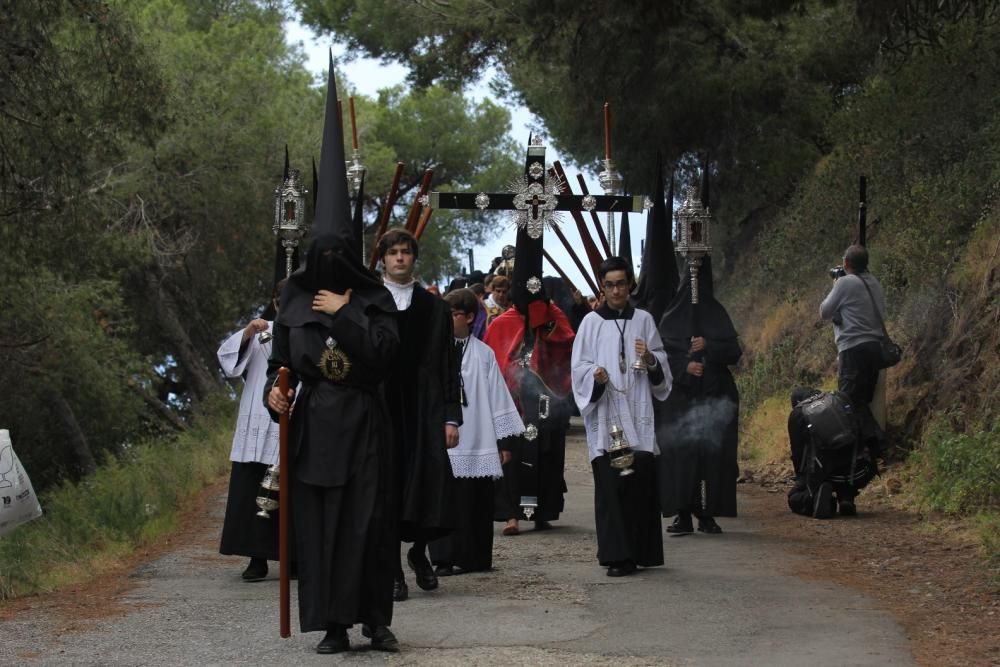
[828,266,846,280]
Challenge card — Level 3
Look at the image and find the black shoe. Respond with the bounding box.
[533,520,553,531]
[666,513,694,534]
[838,499,857,516]
[434,564,454,577]
[813,482,834,519]
[407,547,438,591]
[392,577,409,601]
[697,516,723,534]
[316,627,350,654]
[241,558,268,581]
[362,624,400,652]
[606,561,637,577]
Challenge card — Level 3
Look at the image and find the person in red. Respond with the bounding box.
[484,217,575,537]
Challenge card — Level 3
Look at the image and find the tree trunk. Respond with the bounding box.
[46,390,98,477]
[142,267,221,402]
[129,381,188,432]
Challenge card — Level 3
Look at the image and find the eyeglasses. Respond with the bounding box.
[602,280,629,292]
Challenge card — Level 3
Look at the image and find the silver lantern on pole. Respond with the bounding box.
[273,167,309,279]
[674,187,712,304]
[257,166,308,518]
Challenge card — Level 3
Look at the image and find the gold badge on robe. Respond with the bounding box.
[317,338,351,381]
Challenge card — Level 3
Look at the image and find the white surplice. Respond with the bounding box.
[571,307,671,462]
[217,323,279,465]
[451,336,525,479]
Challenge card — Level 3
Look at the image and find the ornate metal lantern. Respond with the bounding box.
[674,187,712,304]
[272,168,309,278]
[346,149,365,195]
[598,159,623,256]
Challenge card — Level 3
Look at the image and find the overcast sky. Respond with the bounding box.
[284,19,647,293]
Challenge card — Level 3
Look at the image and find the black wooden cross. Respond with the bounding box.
[428,141,646,241]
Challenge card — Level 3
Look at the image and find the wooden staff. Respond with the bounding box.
[278,366,290,638]
[575,174,612,257]
[348,97,359,151]
[542,249,579,294]
[404,169,434,232]
[551,161,605,276]
[413,205,434,240]
[368,161,406,270]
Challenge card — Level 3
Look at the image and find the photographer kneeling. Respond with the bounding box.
[787,387,878,518]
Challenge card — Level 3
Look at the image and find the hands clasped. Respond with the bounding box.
[313,289,351,314]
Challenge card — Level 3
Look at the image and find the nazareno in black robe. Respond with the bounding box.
[656,257,742,518]
[383,283,463,543]
[265,237,400,632]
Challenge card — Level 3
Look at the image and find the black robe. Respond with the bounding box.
[592,452,663,567]
[657,258,741,518]
[384,284,463,542]
[265,290,399,632]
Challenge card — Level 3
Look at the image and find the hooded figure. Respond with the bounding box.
[631,155,678,324]
[483,141,575,535]
[264,53,401,654]
[656,255,742,534]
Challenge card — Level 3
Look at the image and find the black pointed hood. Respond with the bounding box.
[618,208,633,276]
[658,256,737,340]
[312,52,355,255]
[276,55,393,327]
[631,155,678,323]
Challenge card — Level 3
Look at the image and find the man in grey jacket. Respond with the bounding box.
[818,244,886,515]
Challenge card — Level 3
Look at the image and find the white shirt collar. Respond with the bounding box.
[384,278,416,310]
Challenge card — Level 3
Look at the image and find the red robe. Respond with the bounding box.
[484,301,575,401]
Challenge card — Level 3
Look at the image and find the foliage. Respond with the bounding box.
[1,0,519,493]
[913,416,999,514]
[0,393,233,600]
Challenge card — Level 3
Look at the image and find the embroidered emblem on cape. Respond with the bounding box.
[318,338,351,381]
[523,424,539,441]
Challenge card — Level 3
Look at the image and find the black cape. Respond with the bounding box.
[656,257,742,518]
[384,284,463,542]
[265,234,400,631]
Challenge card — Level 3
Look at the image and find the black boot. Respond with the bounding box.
[316,625,350,654]
[392,576,409,601]
[666,512,694,534]
[362,624,400,652]
[241,557,268,581]
[697,516,723,534]
[407,546,438,591]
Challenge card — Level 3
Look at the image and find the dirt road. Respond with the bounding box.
[0,421,914,665]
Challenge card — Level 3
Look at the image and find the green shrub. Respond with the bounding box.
[0,393,234,599]
[914,417,1000,514]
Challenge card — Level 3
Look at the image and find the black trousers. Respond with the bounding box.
[429,477,495,571]
[838,340,885,456]
[592,452,663,567]
[219,461,280,561]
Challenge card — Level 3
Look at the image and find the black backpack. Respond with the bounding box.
[798,390,861,452]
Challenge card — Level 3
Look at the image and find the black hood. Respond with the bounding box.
[631,155,678,323]
[658,256,737,341]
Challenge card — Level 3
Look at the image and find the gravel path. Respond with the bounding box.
[0,420,913,665]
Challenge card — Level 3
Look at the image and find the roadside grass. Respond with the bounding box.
[0,393,235,600]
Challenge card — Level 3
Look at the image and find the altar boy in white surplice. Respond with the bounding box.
[429,288,524,575]
[572,257,671,577]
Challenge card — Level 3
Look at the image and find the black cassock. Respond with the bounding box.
[266,279,399,632]
[384,284,462,542]
[657,258,742,518]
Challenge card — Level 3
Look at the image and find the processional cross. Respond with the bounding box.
[430,138,647,520]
